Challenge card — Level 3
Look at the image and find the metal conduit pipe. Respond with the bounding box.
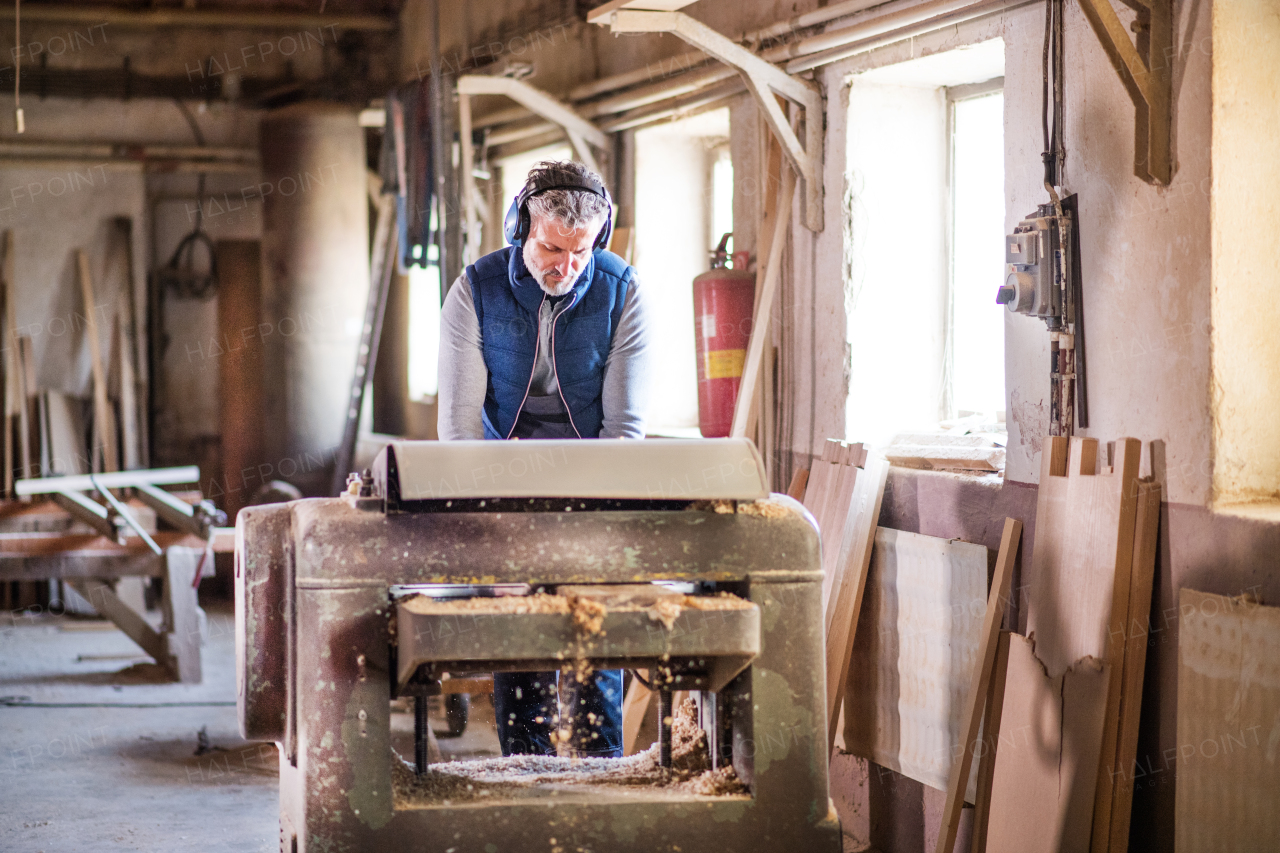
[469,0,908,129]
[472,0,1015,145]
[583,64,737,118]
[601,78,746,133]
[764,0,1011,63]
[749,0,896,42]
[484,118,556,148]
[568,49,707,101]
[783,0,1036,72]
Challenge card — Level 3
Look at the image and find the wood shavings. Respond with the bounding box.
[735,498,792,519]
[390,698,745,805]
[687,498,793,519]
[647,597,683,630]
[678,592,755,611]
[568,595,606,637]
[687,499,737,513]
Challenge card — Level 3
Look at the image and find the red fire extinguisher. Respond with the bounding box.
[693,234,755,438]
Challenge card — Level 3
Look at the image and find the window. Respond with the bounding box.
[947,85,1006,420]
[407,264,442,400]
[844,40,1005,447]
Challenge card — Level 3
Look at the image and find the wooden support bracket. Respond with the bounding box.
[600,9,824,231]
[1077,0,1172,184]
[67,547,204,683]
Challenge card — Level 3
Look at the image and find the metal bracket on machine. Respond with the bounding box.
[456,74,610,261]
[1077,0,1172,184]
[594,9,825,231]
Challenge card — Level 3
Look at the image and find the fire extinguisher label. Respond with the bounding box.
[703,349,746,379]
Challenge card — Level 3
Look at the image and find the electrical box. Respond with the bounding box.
[996,208,1070,327]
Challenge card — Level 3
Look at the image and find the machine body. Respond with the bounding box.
[236,439,840,853]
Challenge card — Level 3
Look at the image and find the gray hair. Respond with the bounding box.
[524,160,610,233]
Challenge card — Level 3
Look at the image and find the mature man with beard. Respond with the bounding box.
[438,160,651,758]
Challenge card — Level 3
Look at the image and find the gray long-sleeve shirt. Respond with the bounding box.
[438,269,651,440]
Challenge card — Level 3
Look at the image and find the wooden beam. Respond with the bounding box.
[605,9,824,230]
[77,250,118,473]
[586,0,702,25]
[457,76,608,151]
[1102,480,1161,853]
[67,577,167,663]
[730,167,795,438]
[824,452,889,751]
[1076,0,1171,183]
[0,4,394,31]
[936,517,1023,853]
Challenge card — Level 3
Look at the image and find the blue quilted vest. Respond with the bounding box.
[466,246,634,440]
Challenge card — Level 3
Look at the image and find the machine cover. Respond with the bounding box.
[378,437,769,501]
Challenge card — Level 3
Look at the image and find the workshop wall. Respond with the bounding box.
[0,95,260,480]
[394,2,1280,852]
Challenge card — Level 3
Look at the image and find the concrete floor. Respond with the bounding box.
[0,601,278,852]
[0,597,508,852]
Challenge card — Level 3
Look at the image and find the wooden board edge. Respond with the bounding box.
[1105,480,1161,853]
[934,517,1022,853]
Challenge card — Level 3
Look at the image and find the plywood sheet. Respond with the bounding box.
[1025,436,1140,677]
[1175,589,1280,853]
[985,634,1110,853]
[844,527,988,797]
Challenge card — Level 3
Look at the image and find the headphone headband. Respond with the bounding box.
[503,172,614,250]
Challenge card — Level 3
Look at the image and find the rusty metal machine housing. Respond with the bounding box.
[236,439,838,852]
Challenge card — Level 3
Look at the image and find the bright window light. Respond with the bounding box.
[950,92,1006,419]
[711,149,734,251]
[408,264,441,399]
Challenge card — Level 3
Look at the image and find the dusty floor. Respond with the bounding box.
[0,600,278,853]
[0,597,522,852]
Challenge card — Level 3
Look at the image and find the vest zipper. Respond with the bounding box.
[551,305,583,438]
[505,293,546,440]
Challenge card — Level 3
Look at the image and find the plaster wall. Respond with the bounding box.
[1210,0,1280,507]
[392,2,1278,850]
[0,95,260,471]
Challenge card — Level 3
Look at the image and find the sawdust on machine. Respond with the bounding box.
[688,497,793,519]
[392,698,746,805]
[401,588,753,633]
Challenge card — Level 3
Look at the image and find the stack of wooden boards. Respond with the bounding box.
[936,435,1162,853]
[0,222,147,494]
[797,438,891,750]
[1176,590,1280,851]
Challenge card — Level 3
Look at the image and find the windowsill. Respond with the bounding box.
[1213,500,1280,523]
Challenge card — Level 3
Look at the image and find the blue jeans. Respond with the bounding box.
[493,670,623,758]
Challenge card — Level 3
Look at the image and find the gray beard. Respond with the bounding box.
[523,249,582,296]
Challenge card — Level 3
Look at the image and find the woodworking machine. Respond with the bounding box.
[236,438,839,853]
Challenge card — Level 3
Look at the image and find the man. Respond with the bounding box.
[438,160,651,758]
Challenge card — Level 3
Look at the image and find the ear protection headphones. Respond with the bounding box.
[503,172,613,251]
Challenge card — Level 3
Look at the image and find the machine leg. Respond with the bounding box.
[414,695,431,775]
[658,688,673,777]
